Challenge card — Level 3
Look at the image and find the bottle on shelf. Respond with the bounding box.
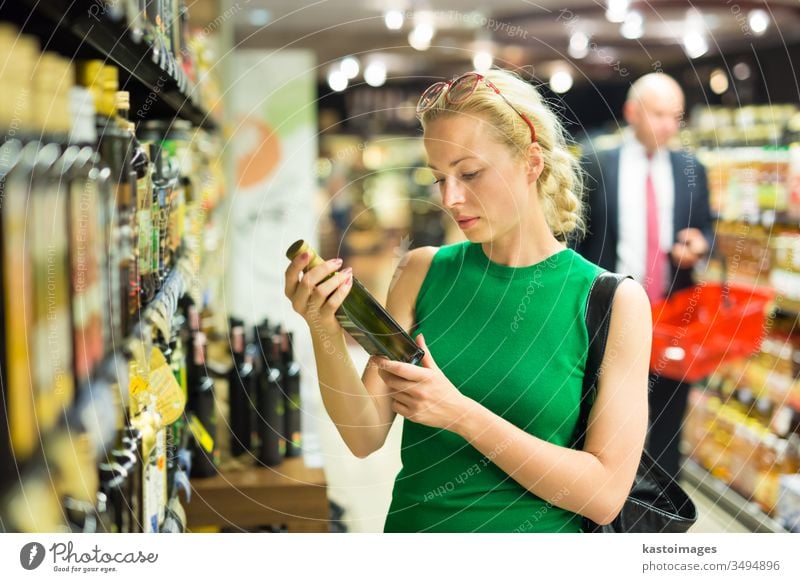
[228,318,254,457]
[281,329,302,458]
[67,83,110,390]
[255,321,284,467]
[76,61,127,343]
[30,52,76,434]
[186,316,218,478]
[285,240,424,365]
[0,30,40,472]
[114,90,142,330]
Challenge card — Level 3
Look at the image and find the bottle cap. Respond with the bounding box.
[285,239,325,269]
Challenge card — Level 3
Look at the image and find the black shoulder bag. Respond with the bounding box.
[576,272,697,533]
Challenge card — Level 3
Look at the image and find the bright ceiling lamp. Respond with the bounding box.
[384,10,404,30]
[364,61,387,87]
[341,56,360,79]
[605,0,629,24]
[748,9,769,36]
[472,50,493,72]
[683,30,708,59]
[549,70,573,94]
[568,31,589,59]
[621,10,644,40]
[709,68,729,94]
[327,69,348,92]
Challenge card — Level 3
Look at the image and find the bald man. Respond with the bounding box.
[575,73,712,479]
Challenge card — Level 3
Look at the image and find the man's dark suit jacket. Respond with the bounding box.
[572,146,713,295]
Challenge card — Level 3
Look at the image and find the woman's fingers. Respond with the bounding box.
[290,257,344,313]
[284,252,311,299]
[313,267,351,303]
[374,358,426,382]
[378,369,418,394]
[305,257,344,288]
[319,269,354,316]
[392,399,411,417]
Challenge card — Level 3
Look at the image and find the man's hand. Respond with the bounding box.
[670,228,708,269]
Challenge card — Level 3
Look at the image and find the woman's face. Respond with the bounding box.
[423,113,534,242]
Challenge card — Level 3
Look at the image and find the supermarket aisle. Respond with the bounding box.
[683,481,750,533]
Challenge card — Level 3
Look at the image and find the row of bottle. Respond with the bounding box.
[696,145,800,225]
[0,25,203,475]
[706,221,800,311]
[0,298,204,533]
[691,104,800,224]
[225,319,303,469]
[96,0,194,85]
[60,297,216,533]
[684,388,800,518]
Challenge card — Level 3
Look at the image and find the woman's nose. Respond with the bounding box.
[441,179,466,209]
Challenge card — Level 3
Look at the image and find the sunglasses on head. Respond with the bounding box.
[416,72,537,143]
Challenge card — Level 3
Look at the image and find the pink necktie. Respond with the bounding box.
[645,160,665,302]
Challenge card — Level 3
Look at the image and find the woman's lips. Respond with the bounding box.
[457,217,479,229]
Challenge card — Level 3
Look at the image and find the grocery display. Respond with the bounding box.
[1,0,800,548]
[0,2,227,533]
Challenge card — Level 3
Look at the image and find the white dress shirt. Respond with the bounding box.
[616,130,675,283]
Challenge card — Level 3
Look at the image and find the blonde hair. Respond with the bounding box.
[418,68,584,239]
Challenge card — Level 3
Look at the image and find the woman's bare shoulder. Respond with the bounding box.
[385,246,438,317]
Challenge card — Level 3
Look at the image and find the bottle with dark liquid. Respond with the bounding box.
[228,318,253,456]
[187,327,218,478]
[281,330,302,458]
[255,323,283,467]
[285,240,424,364]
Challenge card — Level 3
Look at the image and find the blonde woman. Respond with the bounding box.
[285,69,650,532]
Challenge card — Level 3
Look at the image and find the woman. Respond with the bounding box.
[284,69,650,532]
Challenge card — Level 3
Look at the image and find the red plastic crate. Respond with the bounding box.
[650,282,775,383]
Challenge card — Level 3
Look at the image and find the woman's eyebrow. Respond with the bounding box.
[427,156,477,171]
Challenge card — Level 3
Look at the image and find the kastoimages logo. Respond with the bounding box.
[20,542,46,570]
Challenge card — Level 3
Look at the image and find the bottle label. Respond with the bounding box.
[188,414,214,453]
[335,313,385,356]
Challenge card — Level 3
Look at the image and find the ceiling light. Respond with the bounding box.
[327,69,348,92]
[384,10,404,30]
[748,9,769,36]
[549,70,573,94]
[341,56,360,79]
[683,31,708,59]
[620,10,643,40]
[409,23,434,51]
[709,69,729,95]
[605,0,629,24]
[733,61,751,80]
[364,61,387,87]
[472,51,493,72]
[568,31,589,59]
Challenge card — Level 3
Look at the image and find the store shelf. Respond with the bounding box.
[0,0,217,131]
[186,457,329,532]
[682,459,790,533]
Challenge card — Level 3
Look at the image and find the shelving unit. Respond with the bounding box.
[683,460,789,533]
[0,0,218,130]
[0,1,227,533]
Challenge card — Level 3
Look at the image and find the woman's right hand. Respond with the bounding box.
[284,252,354,337]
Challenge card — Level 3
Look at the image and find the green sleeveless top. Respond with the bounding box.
[383,241,603,533]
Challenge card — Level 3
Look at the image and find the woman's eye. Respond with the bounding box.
[462,171,480,181]
[432,177,444,185]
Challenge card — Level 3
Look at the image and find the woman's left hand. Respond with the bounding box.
[371,334,472,431]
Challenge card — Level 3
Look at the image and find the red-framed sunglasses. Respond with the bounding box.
[416,72,537,143]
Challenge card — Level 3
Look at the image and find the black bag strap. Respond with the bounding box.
[573,271,632,451]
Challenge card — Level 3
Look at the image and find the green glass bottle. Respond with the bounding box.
[285,240,424,365]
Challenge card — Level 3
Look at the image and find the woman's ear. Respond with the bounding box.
[525,142,545,184]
